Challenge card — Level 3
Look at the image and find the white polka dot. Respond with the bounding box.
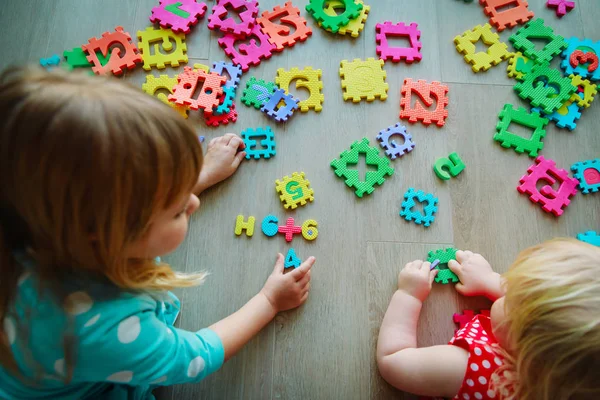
[475,393,483,400]
[494,356,502,366]
[187,356,205,378]
[466,379,475,387]
[480,336,488,341]
[468,332,477,337]
[462,394,470,400]
[18,272,30,286]
[118,316,141,344]
[4,318,15,345]
[151,375,167,384]
[474,347,482,356]
[484,345,493,353]
[470,363,479,371]
[472,322,480,327]
[479,376,487,384]
[64,292,93,315]
[487,389,497,398]
[54,359,65,375]
[84,313,101,328]
[107,371,133,383]
[466,338,473,344]
[470,328,478,333]
[482,360,491,369]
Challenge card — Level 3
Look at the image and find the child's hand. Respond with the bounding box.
[448,251,504,301]
[260,253,315,312]
[195,133,246,194]
[397,260,438,302]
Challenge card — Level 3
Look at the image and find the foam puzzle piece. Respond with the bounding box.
[258,2,312,51]
[376,123,415,160]
[561,38,600,81]
[533,92,583,131]
[204,103,238,126]
[507,52,534,80]
[275,172,314,209]
[242,127,276,160]
[577,231,600,247]
[213,86,236,115]
[453,310,491,330]
[514,63,577,114]
[193,63,210,72]
[376,22,422,63]
[434,152,465,180]
[339,58,388,102]
[261,88,300,122]
[168,66,226,112]
[137,27,188,70]
[302,220,319,241]
[208,0,259,35]
[218,24,275,72]
[494,104,548,157]
[479,0,534,31]
[509,18,567,64]
[276,67,324,112]
[400,79,449,127]
[517,155,579,217]
[142,74,190,118]
[210,61,242,89]
[284,248,302,269]
[454,24,511,73]
[399,188,438,227]
[241,77,278,108]
[306,0,363,33]
[40,54,61,70]
[150,0,207,34]
[330,138,394,198]
[321,0,370,38]
[571,159,600,194]
[64,47,101,70]
[428,248,459,284]
[546,0,575,17]
[569,75,597,108]
[262,214,279,237]
[278,217,303,242]
[82,26,143,76]
[235,214,255,236]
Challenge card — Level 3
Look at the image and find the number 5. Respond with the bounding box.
[434,152,465,180]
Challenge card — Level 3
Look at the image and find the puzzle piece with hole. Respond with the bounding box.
[339,58,388,102]
[514,63,577,114]
[168,66,226,113]
[321,0,370,38]
[509,18,567,64]
[205,103,238,126]
[569,74,597,108]
[275,172,314,209]
[276,67,324,112]
[533,92,583,131]
[137,27,188,70]
[242,127,276,160]
[376,21,422,63]
[494,104,548,157]
[400,79,449,127]
[507,52,534,80]
[479,0,534,31]
[571,159,600,194]
[258,2,312,51]
[261,89,299,122]
[399,188,438,227]
[428,248,459,284]
[306,0,363,33]
[150,0,207,33]
[218,24,275,72]
[82,26,143,76]
[376,123,415,160]
[241,77,278,108]
[561,38,600,81]
[454,23,510,72]
[142,74,190,118]
[208,0,258,35]
[210,61,242,89]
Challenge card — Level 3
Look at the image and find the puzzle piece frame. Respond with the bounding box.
[168,67,226,113]
[494,104,548,157]
[321,0,370,38]
[218,24,276,72]
[82,26,143,76]
[276,67,324,112]
[137,27,188,71]
[400,79,449,127]
[454,23,510,73]
[479,0,534,31]
[376,22,422,63]
[399,188,438,227]
[261,89,299,122]
[339,58,388,102]
[305,0,363,33]
[561,38,600,81]
[258,2,312,51]
[275,172,314,209]
[571,159,600,194]
[514,63,576,114]
[509,18,567,64]
[207,0,259,36]
[376,123,415,160]
[242,127,277,160]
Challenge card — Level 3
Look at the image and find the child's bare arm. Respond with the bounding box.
[449,250,505,301]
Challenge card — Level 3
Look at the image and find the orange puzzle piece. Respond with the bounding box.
[257,2,312,52]
[400,79,449,127]
[479,0,534,32]
[168,66,226,113]
[82,26,143,76]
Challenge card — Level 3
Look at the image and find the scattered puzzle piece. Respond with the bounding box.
[331,138,394,198]
[427,248,459,284]
[168,66,226,113]
[142,74,190,118]
[82,26,143,76]
[276,67,324,112]
[453,310,491,330]
[258,2,312,51]
[517,155,579,217]
[306,0,363,33]
[261,89,299,122]
[454,23,510,73]
[507,52,533,80]
[137,26,188,70]
[514,63,576,114]
[64,47,106,70]
[150,0,207,34]
[235,215,255,236]
[569,74,597,108]
[241,77,278,109]
[218,24,275,72]
[479,0,534,31]
[400,79,449,127]
[193,63,210,72]
[399,188,438,227]
[509,18,567,64]
[434,152,465,180]
[376,22,422,63]
[210,61,242,89]
[494,104,548,157]
[321,0,370,38]
[376,123,415,160]
[577,231,600,247]
[533,92,583,131]
[546,0,575,18]
[204,103,238,126]
[561,38,600,81]
[339,58,388,102]
[302,220,319,241]
[208,0,258,36]
[262,215,279,237]
[278,217,303,242]
[275,172,314,210]
[213,86,236,115]
[40,54,60,70]
[571,159,600,194]
[284,248,301,269]
[242,127,276,160]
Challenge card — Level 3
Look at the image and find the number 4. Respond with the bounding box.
[434,152,465,180]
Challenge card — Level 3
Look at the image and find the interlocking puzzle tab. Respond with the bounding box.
[275,172,314,210]
[208,0,258,35]
[241,127,276,160]
[241,77,277,108]
[569,75,597,108]
[211,61,242,89]
[339,58,388,102]
[262,214,279,237]
[137,27,188,70]
[400,79,449,127]
[517,156,579,217]
[376,22,422,63]
[509,18,567,64]
[571,159,600,194]
[168,67,226,113]
[218,24,275,72]
[321,0,370,38]
[40,54,60,70]
[514,63,576,114]
[302,220,319,241]
[427,248,459,284]
[64,47,105,70]
[213,86,235,115]
[278,217,303,242]
[284,248,301,269]
[533,92,583,131]
[276,67,324,112]
[150,0,208,34]
[261,89,299,122]
[453,310,490,330]
[494,104,548,157]
[399,188,438,227]
[454,24,510,73]
[507,52,533,81]
[82,26,143,76]
[561,38,600,81]
[546,0,575,18]
[306,0,363,33]
[235,215,255,236]
[258,2,312,51]
[434,152,465,180]
[577,231,600,247]
[479,0,534,31]
[330,137,394,198]
[142,75,190,118]
[205,103,238,126]
[376,123,415,160]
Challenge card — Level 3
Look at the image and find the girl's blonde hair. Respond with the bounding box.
[0,66,205,374]
[492,238,600,400]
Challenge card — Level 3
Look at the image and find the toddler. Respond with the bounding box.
[0,67,315,399]
[377,239,600,400]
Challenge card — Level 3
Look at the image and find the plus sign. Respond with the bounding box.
[278,217,302,242]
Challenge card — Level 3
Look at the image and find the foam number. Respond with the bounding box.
[261,214,279,237]
[301,220,318,241]
[570,50,599,73]
[286,181,304,200]
[434,152,465,180]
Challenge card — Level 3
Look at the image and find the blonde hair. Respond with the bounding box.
[0,66,205,375]
[492,238,600,400]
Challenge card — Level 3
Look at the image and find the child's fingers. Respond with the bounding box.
[448,260,462,275]
[299,291,309,304]
[301,282,310,294]
[297,272,310,287]
[273,253,284,274]
[420,261,431,271]
[291,257,315,280]
[428,268,438,284]
[209,138,218,147]
[232,151,246,168]
[455,283,467,296]
[228,136,243,149]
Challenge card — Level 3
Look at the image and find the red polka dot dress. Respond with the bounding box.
[449,314,505,400]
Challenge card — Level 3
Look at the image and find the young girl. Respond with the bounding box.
[377,239,600,400]
[0,67,315,399]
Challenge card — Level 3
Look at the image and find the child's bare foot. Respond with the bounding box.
[194,133,246,194]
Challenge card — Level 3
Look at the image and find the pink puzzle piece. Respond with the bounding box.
[517,155,579,217]
[546,0,575,17]
[150,0,208,33]
[208,0,259,36]
[376,21,422,63]
[278,217,302,242]
[218,24,275,72]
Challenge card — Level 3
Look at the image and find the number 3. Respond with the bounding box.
[434,152,465,180]
[570,50,599,73]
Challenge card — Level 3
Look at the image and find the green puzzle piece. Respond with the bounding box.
[514,63,577,114]
[241,77,278,109]
[509,18,567,64]
[63,47,110,74]
[494,104,549,157]
[427,247,459,284]
[516,57,533,75]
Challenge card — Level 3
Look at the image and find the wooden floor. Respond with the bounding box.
[2,1,599,399]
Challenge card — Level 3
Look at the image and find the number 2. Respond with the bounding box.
[434,152,465,180]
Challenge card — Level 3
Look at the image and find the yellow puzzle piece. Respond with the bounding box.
[141,75,189,118]
[193,63,210,73]
[276,67,324,112]
[321,0,370,38]
[569,74,597,109]
[275,172,314,210]
[506,52,532,80]
[339,58,388,102]
[454,23,510,73]
[137,26,188,71]
[235,215,255,237]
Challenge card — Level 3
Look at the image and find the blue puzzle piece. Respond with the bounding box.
[571,158,600,194]
[261,89,299,122]
[399,188,438,227]
[532,92,583,131]
[376,123,415,160]
[262,214,279,236]
[241,127,276,160]
[40,54,61,70]
[284,248,301,269]
[577,231,600,247]
[211,61,243,89]
[561,38,600,82]
[214,86,236,115]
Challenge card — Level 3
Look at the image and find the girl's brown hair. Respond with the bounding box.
[0,66,204,374]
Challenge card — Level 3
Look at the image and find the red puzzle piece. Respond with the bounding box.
[400,79,449,127]
[207,0,259,36]
[278,217,302,242]
[570,50,599,73]
[205,103,238,127]
[453,310,491,331]
[479,0,534,32]
[257,2,312,52]
[218,24,276,72]
[81,26,142,76]
[168,67,226,112]
[517,155,579,217]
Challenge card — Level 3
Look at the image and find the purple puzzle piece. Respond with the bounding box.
[150,0,208,34]
[210,61,243,89]
[218,24,275,72]
[261,89,299,122]
[376,123,415,160]
[207,0,259,36]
